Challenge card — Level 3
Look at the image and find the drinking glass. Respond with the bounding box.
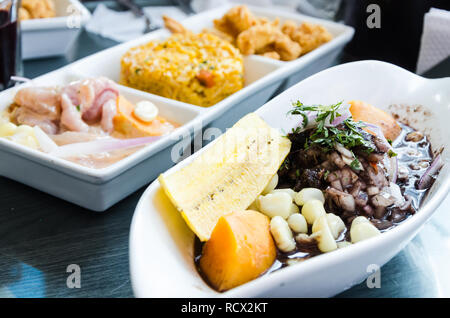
[0,0,22,91]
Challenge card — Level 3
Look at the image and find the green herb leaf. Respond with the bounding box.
[388,149,398,157]
[288,100,376,155]
[350,158,361,170]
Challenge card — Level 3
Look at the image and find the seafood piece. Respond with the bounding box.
[213,5,258,36]
[60,93,89,132]
[163,15,188,34]
[62,77,119,132]
[237,24,281,55]
[273,34,302,61]
[10,106,58,134]
[237,23,301,60]
[259,51,280,60]
[100,99,117,133]
[281,21,332,54]
[13,86,61,120]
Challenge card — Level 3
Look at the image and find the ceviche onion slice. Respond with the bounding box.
[418,154,444,190]
[49,136,160,158]
[293,101,352,131]
[33,126,58,153]
[363,121,399,183]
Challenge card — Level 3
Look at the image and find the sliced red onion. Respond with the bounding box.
[388,182,405,207]
[418,154,444,190]
[49,136,160,158]
[335,142,354,158]
[364,122,398,183]
[363,122,391,147]
[297,111,317,130]
[33,126,58,153]
[330,110,350,126]
[297,103,350,129]
[390,157,398,184]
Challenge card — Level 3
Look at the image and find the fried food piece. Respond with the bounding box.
[256,43,276,54]
[214,5,258,37]
[274,34,302,61]
[237,24,301,60]
[20,0,56,20]
[282,21,332,55]
[259,51,280,60]
[281,20,297,36]
[18,8,31,20]
[163,15,188,34]
[237,24,279,55]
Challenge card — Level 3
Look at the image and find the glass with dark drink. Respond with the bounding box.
[0,0,22,91]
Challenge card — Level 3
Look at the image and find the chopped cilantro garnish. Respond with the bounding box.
[287,101,378,172]
[388,149,398,157]
[350,158,361,170]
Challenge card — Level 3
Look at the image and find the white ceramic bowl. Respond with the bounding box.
[21,0,91,59]
[129,60,450,297]
[0,5,353,211]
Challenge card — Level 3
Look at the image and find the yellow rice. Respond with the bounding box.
[120,33,244,107]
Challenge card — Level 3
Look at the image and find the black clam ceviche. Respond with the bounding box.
[159,99,444,292]
[266,100,444,269]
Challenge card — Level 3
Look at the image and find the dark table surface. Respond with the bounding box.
[1,5,450,298]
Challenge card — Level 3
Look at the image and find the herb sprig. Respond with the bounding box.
[288,101,378,170]
[288,101,343,130]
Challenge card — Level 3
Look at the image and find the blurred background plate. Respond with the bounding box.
[21,0,91,59]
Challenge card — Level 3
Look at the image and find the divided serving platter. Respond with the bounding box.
[0,4,353,211]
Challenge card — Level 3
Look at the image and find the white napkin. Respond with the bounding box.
[416,8,450,75]
[85,1,293,43]
[85,4,188,42]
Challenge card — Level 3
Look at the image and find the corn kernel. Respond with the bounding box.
[287,213,307,233]
[0,122,17,137]
[350,217,381,243]
[258,192,293,219]
[270,216,296,253]
[312,215,337,252]
[295,188,325,206]
[301,199,326,225]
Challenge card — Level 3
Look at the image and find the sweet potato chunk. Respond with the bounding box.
[349,100,401,141]
[199,210,276,291]
[113,95,177,138]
